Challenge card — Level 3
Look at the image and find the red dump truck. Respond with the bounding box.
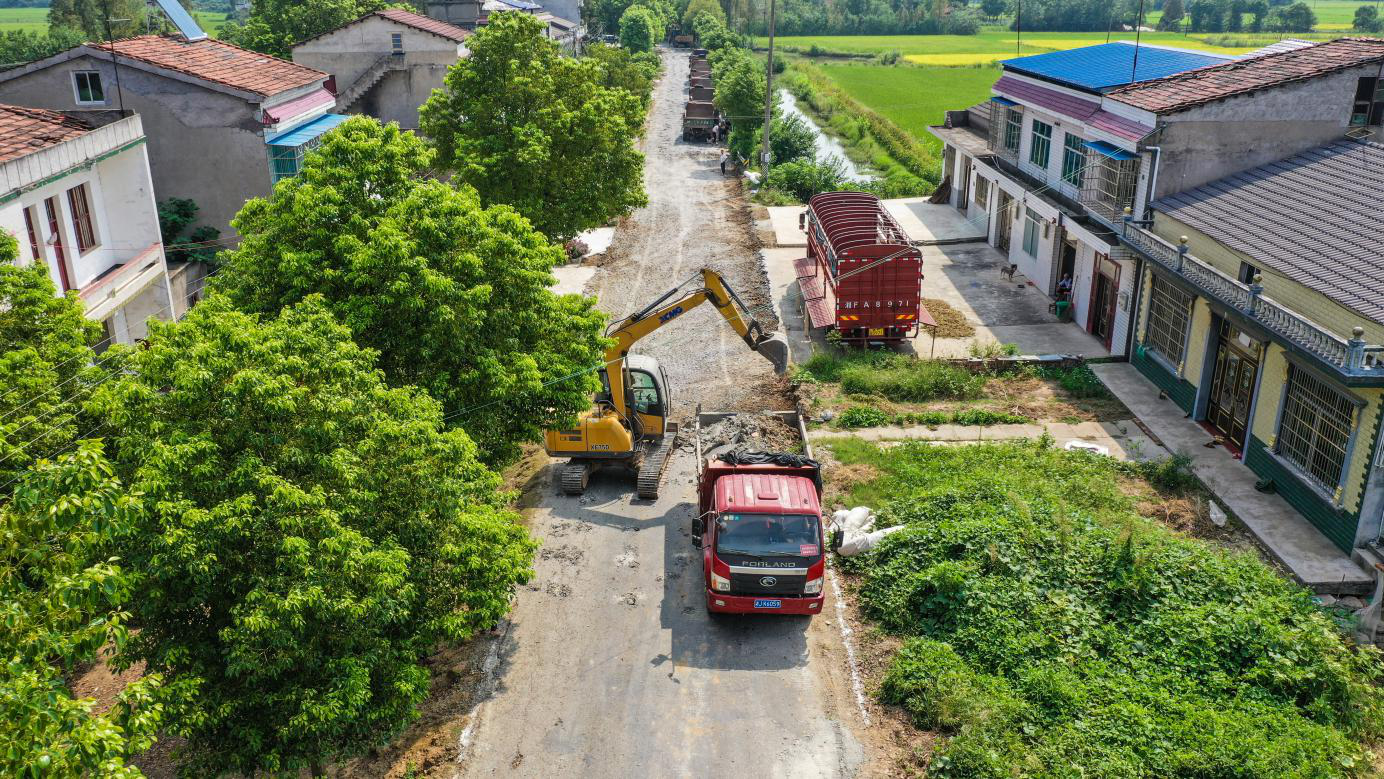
[683,101,717,141]
[692,410,825,616]
[795,191,930,345]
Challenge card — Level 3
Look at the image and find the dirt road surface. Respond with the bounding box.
[451,50,870,778]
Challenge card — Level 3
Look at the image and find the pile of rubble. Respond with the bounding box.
[695,413,801,457]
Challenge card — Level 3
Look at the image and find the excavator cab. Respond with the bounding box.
[597,354,671,438]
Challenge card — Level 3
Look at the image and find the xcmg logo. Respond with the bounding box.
[659,306,684,323]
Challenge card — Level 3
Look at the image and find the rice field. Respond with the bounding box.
[763,30,1276,63]
[812,62,1002,142]
[0,7,230,35]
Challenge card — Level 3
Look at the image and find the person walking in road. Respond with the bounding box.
[720,149,729,174]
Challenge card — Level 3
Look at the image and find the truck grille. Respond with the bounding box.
[730,573,805,596]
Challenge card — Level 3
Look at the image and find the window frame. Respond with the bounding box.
[390,32,403,53]
[1021,207,1040,257]
[66,183,98,254]
[71,70,105,105]
[1350,76,1384,127]
[973,175,989,209]
[22,205,42,264]
[1061,133,1085,187]
[1003,108,1022,152]
[1274,363,1359,501]
[1143,272,1193,370]
[1029,120,1052,169]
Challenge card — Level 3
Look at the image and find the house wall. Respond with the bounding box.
[0,56,275,233]
[1153,66,1376,199]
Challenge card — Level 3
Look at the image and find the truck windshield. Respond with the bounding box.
[715,513,821,557]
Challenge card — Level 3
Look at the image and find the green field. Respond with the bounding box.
[813,62,1001,141]
[762,30,1278,64]
[0,7,230,35]
[1147,0,1383,29]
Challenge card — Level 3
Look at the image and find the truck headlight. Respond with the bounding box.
[711,572,731,592]
[804,577,823,595]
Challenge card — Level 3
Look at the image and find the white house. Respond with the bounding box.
[0,104,174,348]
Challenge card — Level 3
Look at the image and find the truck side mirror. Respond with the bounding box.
[691,516,703,546]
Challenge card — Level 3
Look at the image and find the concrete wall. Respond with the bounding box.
[0,55,274,232]
[355,65,452,129]
[1154,66,1376,199]
[542,0,581,27]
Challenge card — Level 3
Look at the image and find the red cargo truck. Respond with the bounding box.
[795,191,931,345]
[692,410,825,616]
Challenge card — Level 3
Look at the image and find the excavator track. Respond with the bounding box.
[635,423,679,500]
[560,461,592,495]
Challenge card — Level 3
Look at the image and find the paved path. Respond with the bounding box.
[1092,362,1372,595]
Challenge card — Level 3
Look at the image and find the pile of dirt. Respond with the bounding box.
[697,413,801,456]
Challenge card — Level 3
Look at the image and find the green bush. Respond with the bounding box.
[967,340,1021,358]
[1134,452,1200,493]
[838,439,1384,777]
[1033,363,1109,399]
[837,405,889,428]
[764,159,847,201]
[839,360,985,402]
[950,408,1027,426]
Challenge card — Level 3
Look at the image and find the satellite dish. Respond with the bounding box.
[150,0,207,41]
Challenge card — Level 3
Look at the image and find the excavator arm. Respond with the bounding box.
[603,267,789,425]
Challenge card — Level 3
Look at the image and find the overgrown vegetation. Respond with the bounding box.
[795,351,986,402]
[1031,362,1109,399]
[156,197,221,265]
[837,405,1029,428]
[832,438,1384,777]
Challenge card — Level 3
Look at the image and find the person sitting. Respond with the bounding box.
[1056,274,1073,301]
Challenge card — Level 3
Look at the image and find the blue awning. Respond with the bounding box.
[1083,139,1138,160]
[991,96,1018,107]
[266,113,349,147]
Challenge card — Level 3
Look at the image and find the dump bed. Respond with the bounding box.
[683,100,716,128]
[689,86,714,102]
[694,410,819,516]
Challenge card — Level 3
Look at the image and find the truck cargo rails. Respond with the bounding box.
[682,101,717,142]
[692,410,826,616]
[795,191,933,345]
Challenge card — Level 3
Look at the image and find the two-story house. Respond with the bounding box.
[293,9,472,130]
[0,34,343,233]
[0,104,174,347]
[928,42,1233,357]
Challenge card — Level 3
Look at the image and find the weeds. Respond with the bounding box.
[796,351,985,402]
[967,340,1021,358]
[833,407,1030,429]
[1031,363,1110,398]
[838,405,890,428]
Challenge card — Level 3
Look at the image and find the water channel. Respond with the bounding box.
[775,88,869,183]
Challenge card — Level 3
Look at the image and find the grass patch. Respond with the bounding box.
[814,63,1001,144]
[835,405,1029,429]
[832,438,1384,778]
[0,7,49,33]
[796,351,986,402]
[922,297,974,338]
[761,30,1268,59]
[1030,362,1109,399]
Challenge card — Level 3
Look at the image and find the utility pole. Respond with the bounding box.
[104,0,128,114]
[759,0,777,175]
[1015,0,1022,56]
[1130,0,1146,83]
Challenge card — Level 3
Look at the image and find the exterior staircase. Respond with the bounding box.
[335,53,406,111]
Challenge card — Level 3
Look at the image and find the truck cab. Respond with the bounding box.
[692,412,825,615]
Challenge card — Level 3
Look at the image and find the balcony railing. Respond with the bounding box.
[1122,221,1383,378]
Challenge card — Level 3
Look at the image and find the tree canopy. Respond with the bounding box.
[682,0,726,31]
[619,5,659,52]
[92,295,535,775]
[215,116,608,464]
[221,0,393,57]
[420,12,647,242]
[1,442,164,778]
[585,42,659,106]
[47,0,145,39]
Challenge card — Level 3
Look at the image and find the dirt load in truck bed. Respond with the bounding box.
[697,413,802,457]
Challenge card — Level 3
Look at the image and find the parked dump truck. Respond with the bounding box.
[673,33,694,47]
[692,410,825,615]
[689,85,714,102]
[682,101,717,141]
[795,191,930,345]
[690,60,711,79]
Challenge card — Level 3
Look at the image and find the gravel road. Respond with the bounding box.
[451,50,868,778]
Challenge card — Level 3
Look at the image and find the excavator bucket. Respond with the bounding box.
[756,332,791,375]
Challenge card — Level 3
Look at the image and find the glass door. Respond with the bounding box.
[1206,321,1259,446]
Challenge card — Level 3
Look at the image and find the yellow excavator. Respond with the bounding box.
[544,267,790,498]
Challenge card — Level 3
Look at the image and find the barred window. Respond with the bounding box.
[1144,273,1191,366]
[1022,208,1040,256]
[1061,133,1085,186]
[973,175,989,209]
[1277,365,1355,494]
[1004,108,1021,151]
[1029,120,1052,168]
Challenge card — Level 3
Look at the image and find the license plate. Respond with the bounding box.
[753,599,782,609]
[868,328,885,336]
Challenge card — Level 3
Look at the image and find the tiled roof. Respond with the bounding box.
[374,8,471,42]
[0,104,89,164]
[96,35,324,97]
[1001,42,1231,94]
[993,75,1153,142]
[1110,37,1384,113]
[1154,140,1384,324]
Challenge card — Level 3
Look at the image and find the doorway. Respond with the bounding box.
[1057,237,1077,299]
[1206,319,1260,448]
[1085,253,1119,349]
[995,191,1013,252]
[957,156,972,208]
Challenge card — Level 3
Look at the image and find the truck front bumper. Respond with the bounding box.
[706,590,823,615]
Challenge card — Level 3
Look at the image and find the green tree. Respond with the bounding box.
[420,12,647,242]
[583,0,627,34]
[0,27,84,68]
[215,117,608,464]
[1,441,164,778]
[619,5,659,52]
[1355,4,1382,32]
[0,232,102,491]
[979,0,1007,16]
[1157,0,1184,29]
[1269,0,1315,30]
[93,296,536,776]
[47,0,145,39]
[220,0,393,57]
[758,112,817,166]
[683,0,726,29]
[713,50,769,137]
[585,41,658,104]
[632,0,675,28]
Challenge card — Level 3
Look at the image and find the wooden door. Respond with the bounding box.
[1206,321,1259,446]
[1085,254,1119,348]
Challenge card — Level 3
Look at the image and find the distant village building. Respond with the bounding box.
[293,9,472,130]
[0,104,175,346]
[0,35,343,233]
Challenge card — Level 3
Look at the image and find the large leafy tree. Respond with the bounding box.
[1,442,164,778]
[221,0,394,57]
[420,12,647,242]
[619,5,659,53]
[47,0,145,39]
[93,296,536,776]
[585,42,658,105]
[0,233,102,491]
[215,117,607,464]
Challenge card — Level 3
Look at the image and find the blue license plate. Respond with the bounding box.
[753,599,782,609]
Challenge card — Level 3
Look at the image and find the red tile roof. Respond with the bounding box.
[374,8,471,42]
[94,35,325,98]
[1109,37,1384,114]
[0,104,89,164]
[993,75,1153,142]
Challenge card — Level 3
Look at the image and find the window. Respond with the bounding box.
[1237,261,1259,285]
[1144,273,1192,367]
[629,370,662,415]
[1350,77,1384,126]
[1003,108,1022,152]
[1029,120,1052,168]
[1061,133,1085,187]
[22,206,41,264]
[1022,207,1040,256]
[72,71,104,104]
[973,175,989,209]
[391,32,403,53]
[1276,365,1355,495]
[268,135,329,183]
[66,183,97,253]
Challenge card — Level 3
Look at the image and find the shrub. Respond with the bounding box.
[1033,363,1109,399]
[838,405,889,428]
[951,409,1028,426]
[757,112,817,167]
[967,340,1021,358]
[1135,452,1200,493]
[764,159,847,201]
[839,360,985,402]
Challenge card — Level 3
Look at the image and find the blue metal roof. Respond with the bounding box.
[1000,42,1231,93]
[266,113,349,147]
[1083,140,1138,160]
